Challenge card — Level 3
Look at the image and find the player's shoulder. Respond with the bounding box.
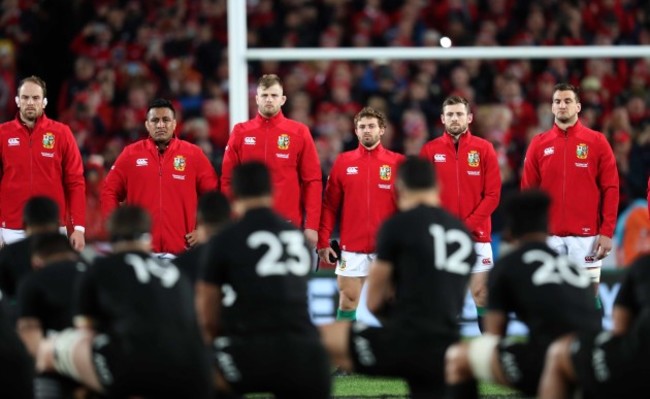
[379,146,405,163]
[422,136,446,148]
[0,118,20,134]
[278,115,310,132]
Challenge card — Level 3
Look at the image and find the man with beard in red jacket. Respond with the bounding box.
[221,74,322,248]
[420,95,501,332]
[521,83,619,307]
[318,107,404,323]
[0,75,86,250]
[101,98,218,258]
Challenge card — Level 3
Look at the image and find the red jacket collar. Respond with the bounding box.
[551,119,583,136]
[15,113,50,131]
[146,136,179,152]
[255,110,286,126]
[356,142,386,155]
[443,129,473,143]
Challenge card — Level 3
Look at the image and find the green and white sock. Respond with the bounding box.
[337,309,356,321]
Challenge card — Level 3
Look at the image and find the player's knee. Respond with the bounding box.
[338,289,359,308]
[445,343,471,382]
[318,323,344,355]
[545,336,572,371]
[470,285,488,306]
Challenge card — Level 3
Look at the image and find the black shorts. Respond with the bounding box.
[495,338,547,396]
[92,333,213,399]
[348,323,453,399]
[571,330,650,398]
[0,344,33,399]
[212,333,330,399]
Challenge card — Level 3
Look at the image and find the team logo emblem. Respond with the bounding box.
[42,132,55,149]
[576,143,588,159]
[173,155,186,171]
[277,134,290,150]
[379,165,392,181]
[338,259,347,271]
[467,150,480,167]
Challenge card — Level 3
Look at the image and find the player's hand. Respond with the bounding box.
[304,228,318,248]
[317,247,337,265]
[595,235,613,260]
[185,230,199,247]
[69,230,85,252]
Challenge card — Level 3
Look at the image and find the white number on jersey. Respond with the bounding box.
[527,250,591,288]
[429,224,473,275]
[247,230,311,277]
[125,254,180,288]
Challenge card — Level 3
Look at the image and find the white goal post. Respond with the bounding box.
[228,0,650,129]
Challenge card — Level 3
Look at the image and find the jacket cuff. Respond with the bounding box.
[73,226,85,233]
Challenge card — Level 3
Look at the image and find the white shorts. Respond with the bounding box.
[335,251,375,277]
[0,227,67,245]
[547,235,602,269]
[472,242,494,274]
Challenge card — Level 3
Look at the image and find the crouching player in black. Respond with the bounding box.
[17,232,87,398]
[319,156,475,399]
[445,189,601,398]
[196,161,330,399]
[36,206,213,398]
[539,253,650,398]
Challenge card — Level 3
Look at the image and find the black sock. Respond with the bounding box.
[448,379,478,399]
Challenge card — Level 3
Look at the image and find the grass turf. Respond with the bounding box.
[246,375,528,398]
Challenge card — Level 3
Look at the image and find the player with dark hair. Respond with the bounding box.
[102,98,218,257]
[17,232,86,398]
[539,255,650,397]
[0,196,62,321]
[173,190,231,284]
[445,189,600,398]
[319,156,475,399]
[420,95,501,332]
[522,83,619,307]
[36,205,213,398]
[196,161,330,399]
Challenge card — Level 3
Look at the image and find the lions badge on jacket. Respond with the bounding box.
[379,165,392,181]
[173,155,186,171]
[576,143,588,159]
[277,134,290,150]
[42,132,55,149]
[467,150,480,167]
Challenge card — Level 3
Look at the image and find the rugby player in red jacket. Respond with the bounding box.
[522,83,619,304]
[221,74,322,247]
[0,76,86,251]
[101,98,218,257]
[318,107,404,322]
[420,95,501,332]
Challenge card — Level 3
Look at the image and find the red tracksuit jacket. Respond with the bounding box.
[419,131,501,242]
[0,115,85,229]
[101,137,218,254]
[221,111,322,230]
[318,144,404,253]
[521,121,619,238]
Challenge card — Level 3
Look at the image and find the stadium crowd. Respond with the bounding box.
[1,0,649,244]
